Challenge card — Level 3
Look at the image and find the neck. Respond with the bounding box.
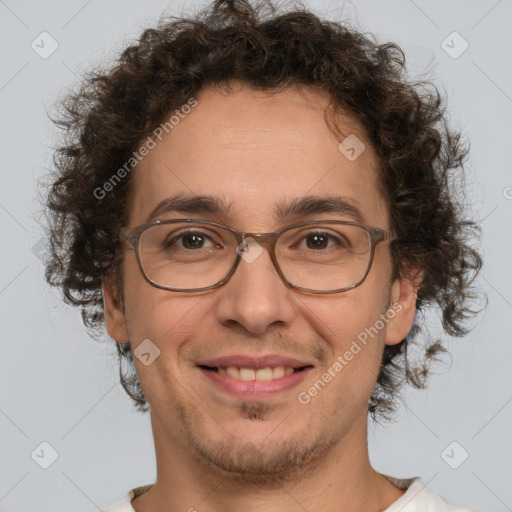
[131,412,405,512]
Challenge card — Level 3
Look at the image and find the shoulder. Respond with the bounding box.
[382,475,479,512]
[100,484,153,512]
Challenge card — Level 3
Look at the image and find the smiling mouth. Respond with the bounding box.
[198,365,312,382]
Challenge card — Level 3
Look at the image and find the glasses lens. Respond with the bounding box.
[276,223,372,292]
[138,222,236,290]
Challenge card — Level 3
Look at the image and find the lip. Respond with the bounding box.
[198,365,313,400]
[197,354,312,370]
[196,354,314,400]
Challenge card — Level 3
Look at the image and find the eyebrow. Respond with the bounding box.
[145,193,366,224]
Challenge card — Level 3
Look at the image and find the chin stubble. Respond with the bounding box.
[174,400,339,486]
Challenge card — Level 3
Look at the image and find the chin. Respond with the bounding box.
[183,421,339,484]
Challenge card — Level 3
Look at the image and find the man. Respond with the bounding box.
[45,0,482,510]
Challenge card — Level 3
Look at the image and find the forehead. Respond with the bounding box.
[129,83,388,229]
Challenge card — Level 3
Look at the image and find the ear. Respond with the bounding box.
[102,281,130,344]
[385,267,423,346]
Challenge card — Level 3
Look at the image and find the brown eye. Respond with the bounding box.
[163,230,217,250]
[305,234,330,249]
[181,233,206,249]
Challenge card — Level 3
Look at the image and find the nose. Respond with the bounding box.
[213,242,297,334]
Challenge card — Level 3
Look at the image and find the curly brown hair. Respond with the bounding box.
[44,0,483,422]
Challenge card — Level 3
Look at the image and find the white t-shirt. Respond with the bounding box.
[101,474,478,511]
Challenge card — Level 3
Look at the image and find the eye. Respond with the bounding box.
[165,229,219,250]
[180,232,210,249]
[298,231,344,250]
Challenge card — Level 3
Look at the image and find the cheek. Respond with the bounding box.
[311,299,388,410]
[124,290,203,345]
[302,272,392,383]
[121,253,187,339]
[308,287,389,345]
[122,256,210,364]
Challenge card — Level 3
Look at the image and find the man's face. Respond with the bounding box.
[104,83,414,479]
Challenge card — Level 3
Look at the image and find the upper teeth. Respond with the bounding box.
[218,366,295,381]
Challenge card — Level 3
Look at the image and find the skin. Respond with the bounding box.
[103,82,420,512]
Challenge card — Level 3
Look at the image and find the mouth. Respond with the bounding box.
[198,365,311,381]
[196,355,314,399]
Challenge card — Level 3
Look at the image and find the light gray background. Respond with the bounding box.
[1,0,511,510]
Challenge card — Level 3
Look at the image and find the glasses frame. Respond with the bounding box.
[119,218,395,294]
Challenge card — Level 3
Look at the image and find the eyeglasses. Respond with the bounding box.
[119,219,395,294]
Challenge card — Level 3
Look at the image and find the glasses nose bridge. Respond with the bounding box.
[241,231,279,253]
[232,231,283,286]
